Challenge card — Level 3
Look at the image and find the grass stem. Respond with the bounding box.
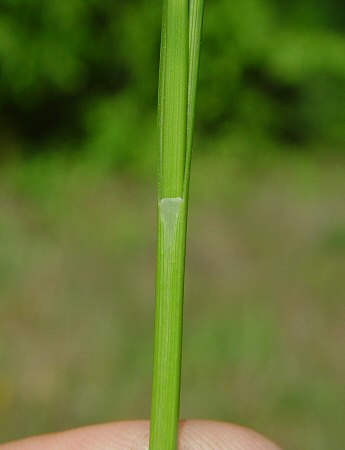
[149,1,204,449]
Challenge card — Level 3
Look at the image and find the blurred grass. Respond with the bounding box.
[0,145,344,449]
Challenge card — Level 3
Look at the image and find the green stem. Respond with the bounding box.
[158,0,189,200]
[150,1,204,449]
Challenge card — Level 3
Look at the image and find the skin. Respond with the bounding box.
[0,420,282,450]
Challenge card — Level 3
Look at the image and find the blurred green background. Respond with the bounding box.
[0,0,345,448]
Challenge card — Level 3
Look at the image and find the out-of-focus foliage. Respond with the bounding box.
[0,0,345,166]
[1,150,345,450]
[1,3,345,449]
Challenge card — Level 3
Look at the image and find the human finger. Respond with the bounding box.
[0,419,282,450]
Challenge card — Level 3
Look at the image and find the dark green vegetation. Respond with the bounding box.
[1,1,345,449]
[1,0,345,164]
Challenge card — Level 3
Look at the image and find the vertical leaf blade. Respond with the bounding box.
[184,0,205,199]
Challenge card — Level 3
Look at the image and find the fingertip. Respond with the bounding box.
[0,421,150,450]
[0,420,282,450]
[179,420,282,449]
